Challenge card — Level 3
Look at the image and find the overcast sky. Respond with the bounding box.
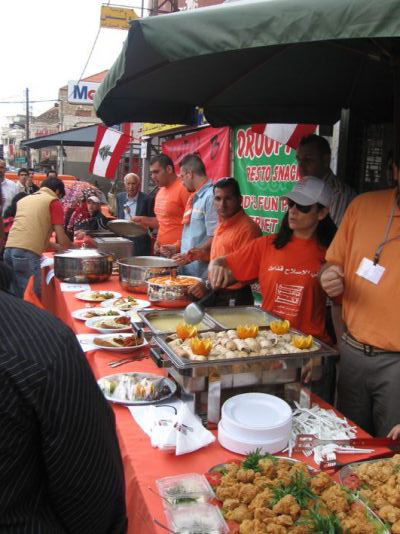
[0,0,139,126]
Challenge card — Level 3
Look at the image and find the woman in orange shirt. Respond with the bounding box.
[209,176,337,344]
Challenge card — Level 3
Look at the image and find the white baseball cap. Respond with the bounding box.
[285,176,332,207]
[87,195,100,203]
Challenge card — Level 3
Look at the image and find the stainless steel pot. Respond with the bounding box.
[117,256,178,293]
[147,275,202,307]
[54,249,113,283]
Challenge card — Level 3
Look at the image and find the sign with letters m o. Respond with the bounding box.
[67,81,101,105]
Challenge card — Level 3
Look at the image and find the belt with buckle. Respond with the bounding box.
[342,332,395,356]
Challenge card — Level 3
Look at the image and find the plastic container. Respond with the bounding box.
[218,418,290,455]
[221,392,292,441]
[156,473,214,508]
[167,503,228,533]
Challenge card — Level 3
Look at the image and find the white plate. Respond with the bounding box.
[75,290,121,302]
[72,307,126,321]
[85,316,133,334]
[98,372,176,406]
[218,419,290,455]
[92,334,148,353]
[100,297,150,311]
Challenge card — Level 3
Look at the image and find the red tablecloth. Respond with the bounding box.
[41,272,385,534]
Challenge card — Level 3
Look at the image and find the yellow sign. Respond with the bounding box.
[100,5,138,30]
[143,123,184,136]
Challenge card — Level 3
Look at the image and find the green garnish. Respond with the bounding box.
[270,471,316,508]
[242,448,278,472]
[298,504,343,534]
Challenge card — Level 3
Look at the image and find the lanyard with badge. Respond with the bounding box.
[356,196,400,285]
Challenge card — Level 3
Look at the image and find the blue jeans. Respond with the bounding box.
[4,248,41,298]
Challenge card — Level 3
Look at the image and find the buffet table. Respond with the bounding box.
[40,272,386,534]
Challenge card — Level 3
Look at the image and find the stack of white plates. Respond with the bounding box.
[218,393,292,455]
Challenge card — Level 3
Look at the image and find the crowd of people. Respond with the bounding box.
[0,132,399,532]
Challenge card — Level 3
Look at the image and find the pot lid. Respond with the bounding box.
[54,248,111,258]
[107,219,147,238]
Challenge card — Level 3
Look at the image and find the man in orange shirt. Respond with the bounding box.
[320,163,400,437]
[149,154,190,254]
[189,178,262,305]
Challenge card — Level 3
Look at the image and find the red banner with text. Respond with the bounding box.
[162,126,230,182]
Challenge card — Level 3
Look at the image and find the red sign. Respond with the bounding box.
[162,126,230,182]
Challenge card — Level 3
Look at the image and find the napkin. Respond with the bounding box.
[76,334,97,352]
[128,400,215,455]
[60,283,91,292]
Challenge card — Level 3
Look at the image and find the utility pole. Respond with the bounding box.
[25,87,31,167]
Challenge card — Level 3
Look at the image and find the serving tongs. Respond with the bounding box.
[293,433,400,453]
[319,449,399,472]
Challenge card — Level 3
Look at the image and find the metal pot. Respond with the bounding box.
[54,249,113,283]
[147,275,202,308]
[117,256,178,293]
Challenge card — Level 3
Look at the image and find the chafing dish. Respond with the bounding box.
[150,307,338,426]
[54,249,113,283]
[205,306,276,328]
[138,308,220,335]
[94,237,134,261]
[147,276,202,308]
[117,256,178,293]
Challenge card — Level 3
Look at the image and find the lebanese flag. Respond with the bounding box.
[251,123,317,149]
[89,124,130,178]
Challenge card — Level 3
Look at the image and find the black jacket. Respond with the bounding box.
[116,191,155,256]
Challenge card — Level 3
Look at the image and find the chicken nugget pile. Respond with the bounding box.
[351,454,400,533]
[212,453,386,533]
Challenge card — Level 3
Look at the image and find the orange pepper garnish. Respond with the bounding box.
[269,319,290,335]
[292,335,313,349]
[176,322,198,340]
[190,337,212,356]
[236,324,259,339]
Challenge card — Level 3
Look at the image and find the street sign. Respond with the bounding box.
[100,5,138,30]
[68,81,100,104]
[15,157,27,164]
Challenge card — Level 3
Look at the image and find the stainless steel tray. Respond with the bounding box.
[138,309,221,335]
[205,305,276,329]
[153,326,337,371]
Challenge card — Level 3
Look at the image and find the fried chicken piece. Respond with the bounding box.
[226,503,254,523]
[254,475,274,489]
[265,524,287,534]
[310,472,334,495]
[320,485,350,514]
[378,504,400,524]
[237,468,256,483]
[223,498,240,511]
[392,519,400,534]
[384,486,400,507]
[216,483,240,500]
[360,488,388,509]
[272,495,301,519]
[254,507,276,521]
[249,488,274,511]
[239,519,267,534]
[287,526,312,534]
[341,514,375,534]
[275,514,293,526]
[239,483,260,504]
[225,462,240,476]
[220,474,237,487]
[259,459,277,478]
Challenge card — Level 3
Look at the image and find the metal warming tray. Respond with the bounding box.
[205,306,276,329]
[138,308,221,335]
[149,308,338,425]
[94,237,134,261]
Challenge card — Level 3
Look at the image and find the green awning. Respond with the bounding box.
[95,0,400,126]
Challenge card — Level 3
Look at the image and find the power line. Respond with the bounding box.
[0,99,58,104]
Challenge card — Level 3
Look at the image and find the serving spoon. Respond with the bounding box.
[183,283,216,325]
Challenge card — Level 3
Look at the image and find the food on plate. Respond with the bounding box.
[292,335,313,350]
[87,291,115,301]
[94,316,131,329]
[211,451,386,534]
[167,328,318,362]
[236,324,259,339]
[111,296,139,311]
[206,309,270,329]
[344,455,400,531]
[100,374,171,402]
[269,319,291,335]
[176,321,198,340]
[147,275,198,287]
[83,309,120,319]
[190,337,212,356]
[93,334,143,348]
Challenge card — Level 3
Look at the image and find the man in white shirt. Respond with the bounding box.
[0,158,18,215]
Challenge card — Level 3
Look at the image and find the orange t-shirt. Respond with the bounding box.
[326,188,400,351]
[211,209,262,289]
[154,179,190,246]
[226,235,331,344]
